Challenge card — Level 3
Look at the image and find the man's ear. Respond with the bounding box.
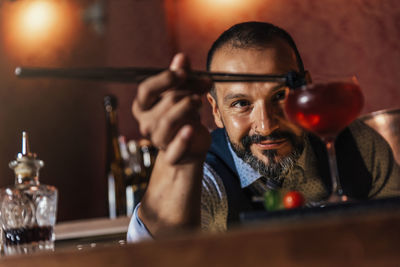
[304,70,312,84]
[206,92,224,128]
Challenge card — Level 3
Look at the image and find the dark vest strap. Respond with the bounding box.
[206,129,257,227]
[308,128,372,199]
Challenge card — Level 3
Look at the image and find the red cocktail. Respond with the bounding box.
[285,81,364,139]
[284,79,364,202]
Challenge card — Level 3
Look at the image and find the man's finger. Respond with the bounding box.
[136,69,187,111]
[151,95,202,149]
[170,53,191,71]
[163,125,194,165]
[135,52,190,111]
[172,54,212,95]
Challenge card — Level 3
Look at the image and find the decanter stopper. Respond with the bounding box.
[9,131,44,185]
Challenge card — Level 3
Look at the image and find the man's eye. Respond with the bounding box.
[272,90,287,102]
[231,100,250,108]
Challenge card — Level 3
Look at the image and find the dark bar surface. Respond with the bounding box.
[1,198,400,266]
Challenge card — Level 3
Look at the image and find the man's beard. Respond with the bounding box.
[230,130,305,181]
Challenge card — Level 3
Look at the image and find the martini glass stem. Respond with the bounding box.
[325,138,346,200]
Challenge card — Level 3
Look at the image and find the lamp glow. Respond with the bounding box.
[22,2,56,35]
[0,0,77,58]
[197,0,248,10]
[17,1,60,41]
[181,0,263,25]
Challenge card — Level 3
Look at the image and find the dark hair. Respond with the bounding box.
[206,22,305,98]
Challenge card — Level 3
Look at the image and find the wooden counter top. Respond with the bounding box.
[1,209,399,267]
[55,216,130,240]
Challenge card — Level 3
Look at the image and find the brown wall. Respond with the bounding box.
[105,0,171,138]
[0,0,110,221]
[0,0,399,222]
[171,0,400,115]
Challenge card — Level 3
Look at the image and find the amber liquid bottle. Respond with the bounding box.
[104,95,127,218]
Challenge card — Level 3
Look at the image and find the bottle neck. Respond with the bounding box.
[12,160,42,186]
[106,110,123,162]
[15,173,40,186]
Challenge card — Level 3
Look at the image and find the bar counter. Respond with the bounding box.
[1,203,399,267]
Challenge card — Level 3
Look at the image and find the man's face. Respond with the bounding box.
[207,40,305,178]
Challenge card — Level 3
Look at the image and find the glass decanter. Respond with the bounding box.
[0,132,58,255]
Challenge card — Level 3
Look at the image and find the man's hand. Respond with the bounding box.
[131,53,212,237]
[132,53,211,164]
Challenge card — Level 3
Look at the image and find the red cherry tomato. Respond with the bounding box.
[283,191,304,209]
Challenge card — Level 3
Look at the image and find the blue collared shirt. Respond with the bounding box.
[227,139,262,188]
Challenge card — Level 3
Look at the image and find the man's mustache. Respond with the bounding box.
[241,131,296,147]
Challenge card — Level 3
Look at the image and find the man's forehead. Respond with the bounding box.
[210,40,299,74]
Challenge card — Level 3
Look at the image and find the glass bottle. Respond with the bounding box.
[125,140,143,216]
[104,95,127,218]
[128,139,157,212]
[0,132,58,255]
[139,139,157,181]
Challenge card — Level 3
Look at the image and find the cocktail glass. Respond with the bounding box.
[284,77,364,202]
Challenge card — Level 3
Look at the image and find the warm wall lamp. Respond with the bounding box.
[0,0,106,59]
[179,0,263,25]
[0,0,77,59]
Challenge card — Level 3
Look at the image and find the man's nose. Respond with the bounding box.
[251,105,279,135]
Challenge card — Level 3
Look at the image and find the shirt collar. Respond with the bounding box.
[227,137,262,188]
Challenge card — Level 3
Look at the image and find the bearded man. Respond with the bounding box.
[128,22,400,241]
